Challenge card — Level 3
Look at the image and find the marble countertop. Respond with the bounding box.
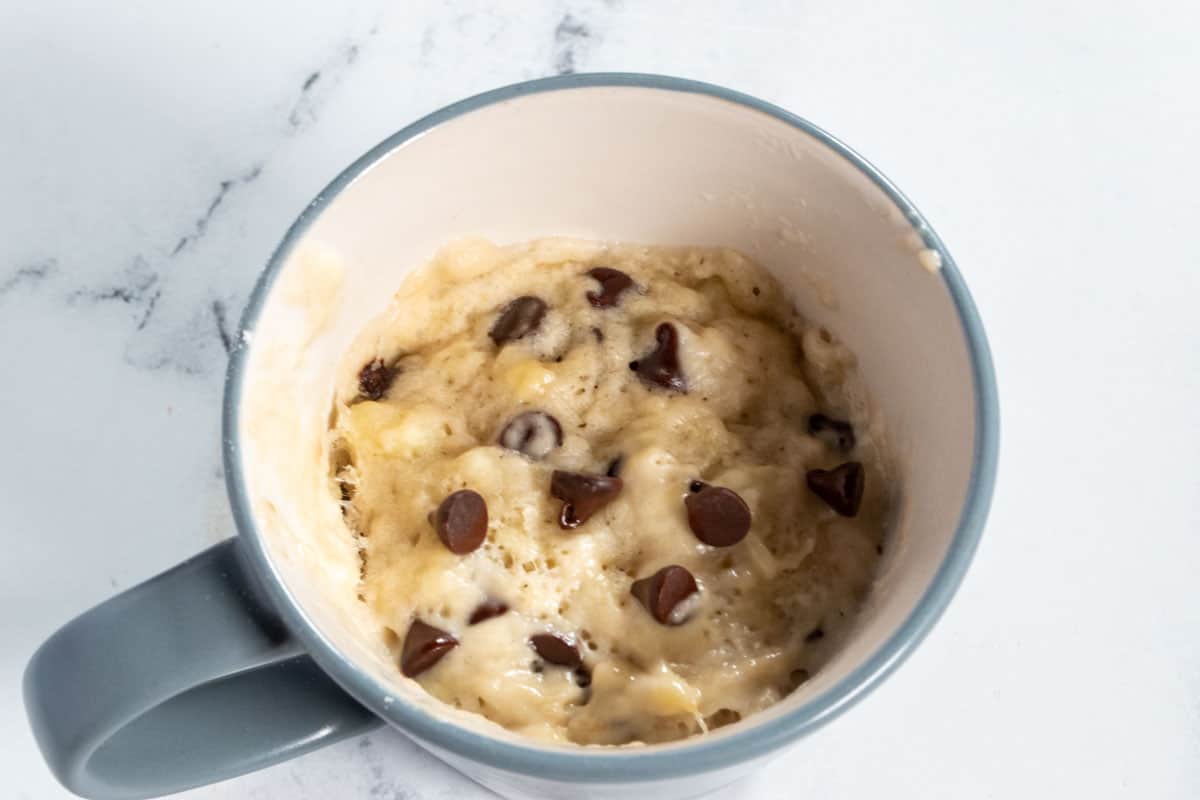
[3,1,1198,798]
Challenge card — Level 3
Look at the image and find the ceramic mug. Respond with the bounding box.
[25,74,998,800]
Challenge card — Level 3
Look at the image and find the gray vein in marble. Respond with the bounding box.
[129,353,202,376]
[55,26,379,379]
[124,306,220,376]
[171,163,265,256]
[553,12,592,75]
[8,21,396,383]
[0,258,56,296]
[355,737,408,800]
[65,153,262,347]
[136,287,163,330]
[287,34,373,132]
[69,256,160,325]
[211,299,234,354]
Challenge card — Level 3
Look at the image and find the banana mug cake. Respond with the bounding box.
[329,238,888,745]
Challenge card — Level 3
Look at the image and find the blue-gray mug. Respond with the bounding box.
[25,74,998,800]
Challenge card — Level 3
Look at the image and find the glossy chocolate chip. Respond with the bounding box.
[585,267,634,308]
[789,668,811,688]
[688,480,707,494]
[808,413,856,452]
[631,322,687,392]
[550,470,623,529]
[605,455,623,477]
[529,633,582,668]
[631,565,700,625]
[489,296,547,345]
[358,359,397,400]
[434,490,488,554]
[685,485,751,547]
[468,599,509,625]
[401,620,458,677]
[498,410,563,460]
[806,461,865,517]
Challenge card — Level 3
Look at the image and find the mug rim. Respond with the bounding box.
[222,72,999,782]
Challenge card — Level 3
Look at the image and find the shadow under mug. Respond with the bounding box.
[25,74,998,800]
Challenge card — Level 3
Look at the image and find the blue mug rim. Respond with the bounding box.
[222,72,999,783]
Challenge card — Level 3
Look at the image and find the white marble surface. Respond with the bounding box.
[3,1,1199,797]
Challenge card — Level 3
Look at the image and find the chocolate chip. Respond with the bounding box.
[806,461,865,517]
[489,296,547,345]
[400,620,458,677]
[805,626,825,643]
[529,633,582,668]
[688,480,706,494]
[605,456,623,477]
[358,359,397,400]
[585,267,634,308]
[632,322,686,392]
[468,599,509,625]
[433,490,488,554]
[631,565,700,625]
[550,470,623,529]
[685,485,751,547]
[808,413,856,452]
[498,410,562,460]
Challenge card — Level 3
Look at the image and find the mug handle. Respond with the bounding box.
[24,539,382,800]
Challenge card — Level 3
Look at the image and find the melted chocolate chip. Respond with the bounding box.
[468,599,509,625]
[489,296,547,345]
[585,267,634,308]
[401,620,458,677]
[358,359,397,400]
[631,565,700,625]
[434,490,488,554]
[806,461,865,517]
[632,322,687,392]
[498,410,563,460]
[529,633,582,668]
[685,485,752,547]
[550,470,623,529]
[808,413,856,453]
[605,456,623,477]
[805,626,825,643]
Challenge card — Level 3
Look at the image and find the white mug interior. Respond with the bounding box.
[231,77,991,798]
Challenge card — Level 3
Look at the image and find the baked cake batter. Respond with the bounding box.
[329,238,887,745]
